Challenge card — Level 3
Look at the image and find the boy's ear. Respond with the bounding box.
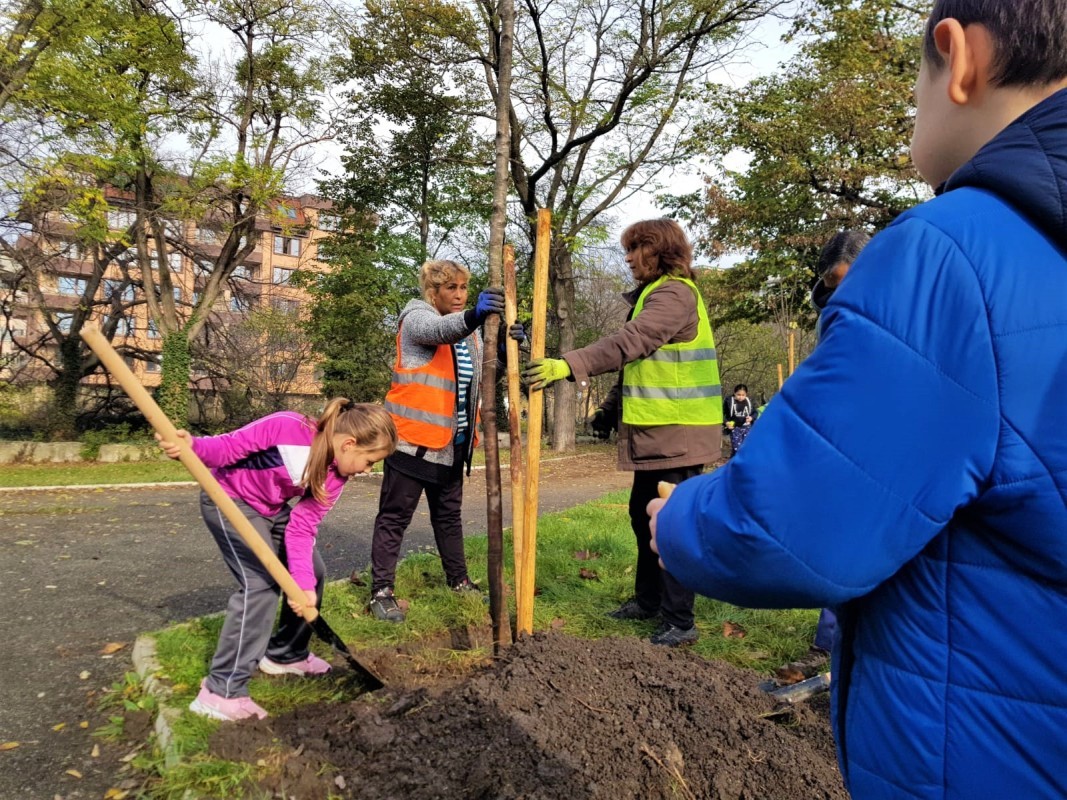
[933,19,996,106]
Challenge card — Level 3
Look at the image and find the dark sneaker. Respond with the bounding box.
[649,623,698,647]
[369,587,405,623]
[451,577,483,594]
[607,598,659,620]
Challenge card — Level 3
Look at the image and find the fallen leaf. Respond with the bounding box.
[550,618,566,629]
[91,744,100,758]
[335,775,347,790]
[578,567,600,581]
[52,723,66,732]
[396,599,410,612]
[79,722,88,729]
[0,741,19,751]
[104,789,130,800]
[65,769,82,779]
[99,642,126,656]
[78,671,90,680]
[573,550,601,561]
[774,665,806,685]
[722,621,747,639]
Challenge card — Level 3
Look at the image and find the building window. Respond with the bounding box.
[273,235,301,257]
[106,315,135,337]
[107,205,137,230]
[231,265,252,280]
[230,293,253,312]
[197,227,221,245]
[57,276,87,296]
[318,213,340,232]
[167,251,183,272]
[104,279,135,303]
[54,313,74,334]
[271,297,300,314]
[270,362,292,381]
[272,267,293,285]
[146,319,161,339]
[145,357,161,374]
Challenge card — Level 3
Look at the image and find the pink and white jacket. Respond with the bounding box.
[191,411,345,591]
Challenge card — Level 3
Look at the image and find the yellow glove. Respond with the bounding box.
[521,358,571,391]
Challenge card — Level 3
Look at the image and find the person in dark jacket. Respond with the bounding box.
[524,219,721,647]
[650,2,1067,797]
[722,383,758,456]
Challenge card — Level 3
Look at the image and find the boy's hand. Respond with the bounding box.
[522,357,570,391]
[288,589,317,618]
[155,429,189,459]
[648,497,668,569]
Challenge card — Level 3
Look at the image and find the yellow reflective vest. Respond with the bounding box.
[621,275,722,427]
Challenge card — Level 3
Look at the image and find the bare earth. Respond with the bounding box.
[0,450,631,800]
[210,632,846,800]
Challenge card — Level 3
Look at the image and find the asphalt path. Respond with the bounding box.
[0,450,630,799]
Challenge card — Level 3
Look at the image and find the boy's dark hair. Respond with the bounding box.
[817,231,870,277]
[923,1,1067,87]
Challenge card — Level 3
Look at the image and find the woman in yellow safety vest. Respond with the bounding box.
[523,219,722,647]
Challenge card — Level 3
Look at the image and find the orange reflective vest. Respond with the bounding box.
[384,334,481,450]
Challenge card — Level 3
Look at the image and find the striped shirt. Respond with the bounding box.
[454,339,474,436]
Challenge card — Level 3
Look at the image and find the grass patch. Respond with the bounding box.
[131,487,819,798]
[0,460,192,488]
[0,441,613,488]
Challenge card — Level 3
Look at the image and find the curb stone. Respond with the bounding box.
[131,633,184,769]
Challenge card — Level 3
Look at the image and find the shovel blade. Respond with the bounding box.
[309,615,384,691]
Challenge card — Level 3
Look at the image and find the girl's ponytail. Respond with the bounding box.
[302,399,398,503]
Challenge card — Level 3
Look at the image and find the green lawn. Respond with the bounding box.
[142,488,818,798]
[0,441,613,488]
[0,459,193,487]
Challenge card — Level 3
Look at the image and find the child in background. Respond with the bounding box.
[157,400,396,721]
[722,383,758,456]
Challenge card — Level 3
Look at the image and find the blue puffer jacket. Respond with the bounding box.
[657,90,1067,800]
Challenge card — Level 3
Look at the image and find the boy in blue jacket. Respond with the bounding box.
[650,2,1067,798]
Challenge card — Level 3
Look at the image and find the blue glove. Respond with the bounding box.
[472,287,505,324]
[508,322,526,343]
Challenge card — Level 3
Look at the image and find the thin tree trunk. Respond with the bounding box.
[550,243,576,451]
[482,0,515,652]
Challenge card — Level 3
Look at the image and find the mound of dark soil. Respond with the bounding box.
[210,632,845,800]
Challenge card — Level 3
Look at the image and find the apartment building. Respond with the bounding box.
[2,188,340,405]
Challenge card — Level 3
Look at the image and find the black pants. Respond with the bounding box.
[629,465,702,629]
[371,458,468,593]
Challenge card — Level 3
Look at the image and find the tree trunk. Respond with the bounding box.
[549,242,576,451]
[157,330,191,425]
[482,0,515,651]
[48,337,83,439]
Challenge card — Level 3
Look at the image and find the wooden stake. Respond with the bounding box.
[503,245,525,609]
[777,363,784,389]
[519,208,551,636]
[788,330,795,376]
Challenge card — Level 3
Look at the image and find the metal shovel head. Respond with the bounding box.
[310,615,385,691]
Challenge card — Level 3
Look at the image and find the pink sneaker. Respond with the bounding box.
[259,652,332,676]
[188,680,268,722]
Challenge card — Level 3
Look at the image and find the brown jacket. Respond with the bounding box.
[562,279,721,472]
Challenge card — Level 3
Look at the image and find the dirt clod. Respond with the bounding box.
[210,631,846,799]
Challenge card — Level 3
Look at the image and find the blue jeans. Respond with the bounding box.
[814,607,837,652]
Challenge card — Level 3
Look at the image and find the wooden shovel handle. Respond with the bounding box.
[80,327,319,622]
